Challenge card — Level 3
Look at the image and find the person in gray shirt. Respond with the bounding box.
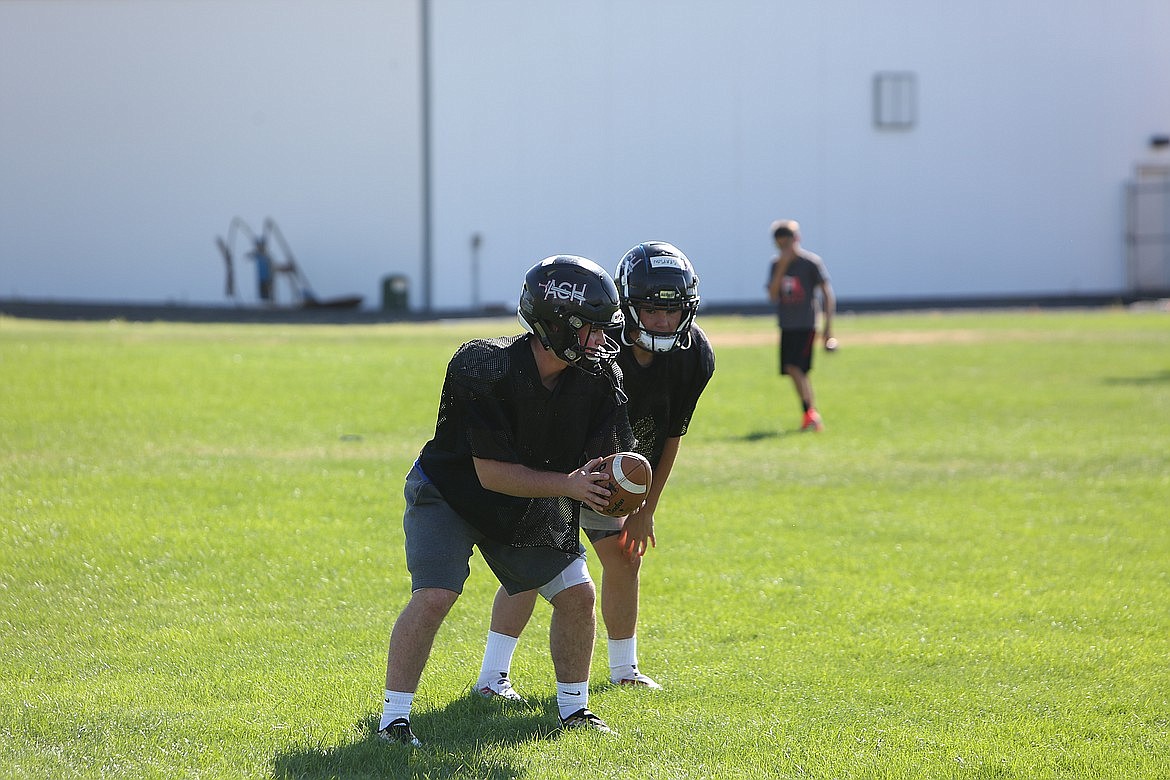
[766,219,836,432]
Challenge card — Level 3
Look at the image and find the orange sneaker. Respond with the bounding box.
[801,409,824,432]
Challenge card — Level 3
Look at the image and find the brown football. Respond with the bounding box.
[594,451,653,517]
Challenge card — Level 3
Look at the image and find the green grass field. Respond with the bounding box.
[2,308,1168,779]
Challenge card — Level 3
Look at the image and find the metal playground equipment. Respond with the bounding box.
[215,217,362,309]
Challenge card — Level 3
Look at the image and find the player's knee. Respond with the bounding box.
[550,580,595,616]
[622,554,642,576]
[599,547,640,576]
[410,587,458,623]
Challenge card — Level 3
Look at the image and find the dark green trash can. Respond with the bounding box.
[381,274,409,312]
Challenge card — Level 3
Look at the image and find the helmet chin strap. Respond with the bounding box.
[566,333,627,404]
[603,360,628,405]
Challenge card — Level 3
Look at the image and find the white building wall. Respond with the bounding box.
[428,0,1170,309]
[2,1,1168,311]
[0,0,421,307]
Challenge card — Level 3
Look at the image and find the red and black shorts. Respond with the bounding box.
[779,329,816,375]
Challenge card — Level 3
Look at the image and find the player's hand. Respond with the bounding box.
[824,334,838,352]
[617,510,656,561]
[570,456,611,511]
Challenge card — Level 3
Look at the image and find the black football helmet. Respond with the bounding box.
[518,255,624,374]
[614,241,700,352]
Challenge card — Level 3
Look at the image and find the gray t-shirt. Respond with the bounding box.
[768,250,829,330]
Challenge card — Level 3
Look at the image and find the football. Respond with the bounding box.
[594,451,653,517]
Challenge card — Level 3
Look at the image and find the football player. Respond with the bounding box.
[378,256,633,745]
[476,241,715,702]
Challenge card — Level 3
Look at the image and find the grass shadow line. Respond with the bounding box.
[738,429,788,442]
[1102,370,1170,386]
[270,695,565,780]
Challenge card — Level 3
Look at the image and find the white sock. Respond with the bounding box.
[380,689,413,730]
[556,681,589,720]
[477,631,520,689]
[608,636,637,680]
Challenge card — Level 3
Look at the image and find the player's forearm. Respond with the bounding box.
[821,284,836,334]
[643,438,681,513]
[473,457,572,498]
[766,276,781,303]
[766,263,782,302]
[822,283,836,316]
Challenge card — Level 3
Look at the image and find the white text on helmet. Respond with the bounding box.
[649,256,686,269]
[539,280,587,303]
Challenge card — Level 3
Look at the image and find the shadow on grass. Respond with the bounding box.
[738,429,788,441]
[1103,369,1170,386]
[271,694,563,780]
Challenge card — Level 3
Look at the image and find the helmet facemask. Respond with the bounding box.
[623,297,698,353]
[525,308,623,374]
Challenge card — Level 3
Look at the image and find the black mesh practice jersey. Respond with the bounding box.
[418,334,633,552]
[618,324,715,468]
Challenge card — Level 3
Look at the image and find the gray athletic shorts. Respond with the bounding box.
[402,463,590,598]
[580,506,623,544]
